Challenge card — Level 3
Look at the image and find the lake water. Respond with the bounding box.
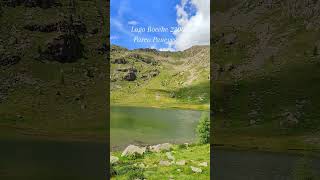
[0,140,107,179]
[212,148,320,180]
[110,106,203,150]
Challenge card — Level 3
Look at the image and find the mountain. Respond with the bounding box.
[110,45,210,110]
[0,0,108,141]
[213,0,320,151]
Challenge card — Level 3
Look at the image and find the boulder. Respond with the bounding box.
[149,143,172,153]
[121,145,146,157]
[176,160,186,166]
[110,155,119,164]
[190,166,202,173]
[123,71,136,81]
[198,162,208,167]
[166,152,175,161]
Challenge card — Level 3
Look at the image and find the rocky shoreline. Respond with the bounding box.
[110,143,210,179]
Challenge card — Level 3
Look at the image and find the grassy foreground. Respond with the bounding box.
[111,144,210,180]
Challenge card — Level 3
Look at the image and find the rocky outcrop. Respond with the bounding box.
[123,71,136,81]
[39,34,84,63]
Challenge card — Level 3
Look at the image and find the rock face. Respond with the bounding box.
[40,34,84,63]
[121,145,146,157]
[149,143,172,153]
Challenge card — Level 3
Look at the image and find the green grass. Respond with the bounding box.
[0,1,108,142]
[111,144,210,180]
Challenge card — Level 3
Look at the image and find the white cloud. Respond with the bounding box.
[159,47,176,52]
[111,18,133,37]
[128,20,139,25]
[170,0,210,51]
[110,35,119,40]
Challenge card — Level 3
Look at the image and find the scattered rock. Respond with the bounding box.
[198,162,208,167]
[121,145,146,157]
[190,166,202,173]
[159,160,171,166]
[149,143,172,153]
[176,160,186,166]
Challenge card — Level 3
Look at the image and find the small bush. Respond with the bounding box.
[196,112,210,144]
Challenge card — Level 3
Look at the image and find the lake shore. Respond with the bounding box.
[111,144,210,180]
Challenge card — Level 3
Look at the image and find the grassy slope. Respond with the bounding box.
[110,46,210,111]
[0,1,108,142]
[213,1,320,153]
[111,144,210,180]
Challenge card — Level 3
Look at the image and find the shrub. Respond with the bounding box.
[196,112,210,144]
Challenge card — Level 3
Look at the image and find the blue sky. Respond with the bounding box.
[110,0,192,50]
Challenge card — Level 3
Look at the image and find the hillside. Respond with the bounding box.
[212,0,320,152]
[0,0,108,141]
[110,45,210,111]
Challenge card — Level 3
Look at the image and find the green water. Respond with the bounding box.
[110,106,203,149]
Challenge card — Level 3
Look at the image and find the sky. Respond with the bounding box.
[110,0,210,51]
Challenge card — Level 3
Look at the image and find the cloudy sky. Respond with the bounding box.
[110,0,210,51]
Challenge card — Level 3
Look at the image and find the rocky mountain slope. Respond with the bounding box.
[213,0,320,151]
[110,45,210,110]
[0,0,108,141]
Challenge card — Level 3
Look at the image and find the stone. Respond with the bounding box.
[198,162,208,167]
[190,166,202,173]
[110,155,119,164]
[121,145,146,157]
[159,160,171,166]
[149,143,172,153]
[166,152,175,161]
[176,160,186,166]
